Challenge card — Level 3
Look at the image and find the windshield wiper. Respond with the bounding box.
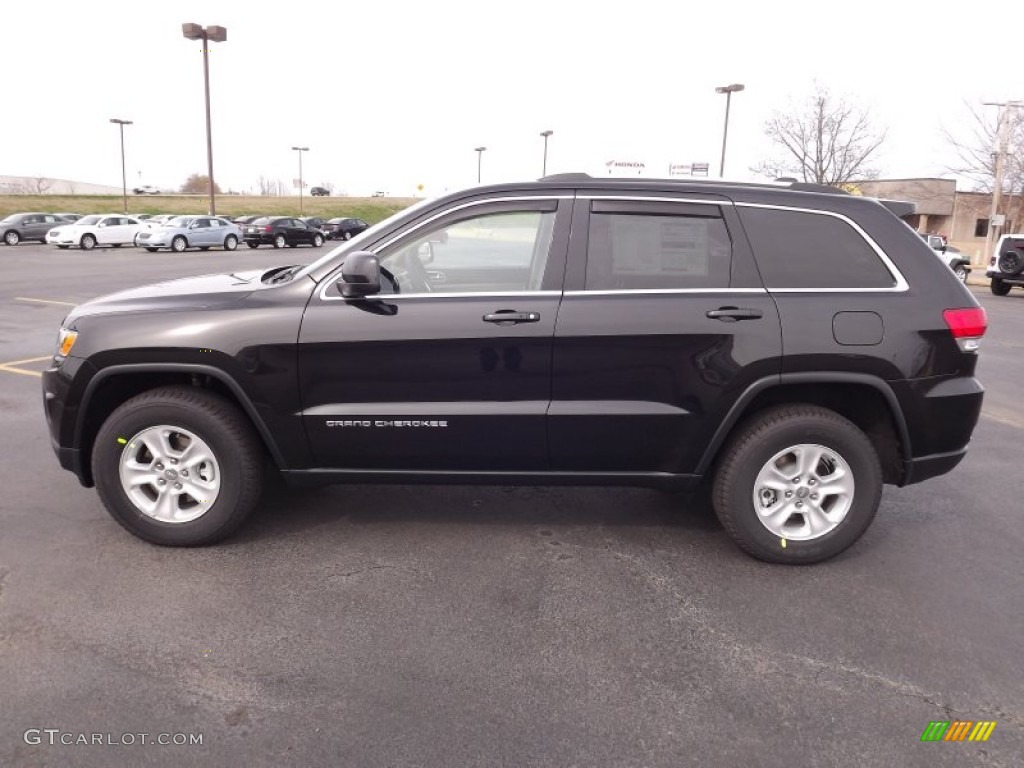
[268,265,302,284]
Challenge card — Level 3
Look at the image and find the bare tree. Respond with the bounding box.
[752,85,887,185]
[29,176,53,194]
[257,175,274,195]
[944,103,1024,234]
[274,179,287,196]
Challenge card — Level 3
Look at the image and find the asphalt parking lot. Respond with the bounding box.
[1,243,1022,767]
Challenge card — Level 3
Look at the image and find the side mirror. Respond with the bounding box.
[339,251,381,298]
[416,241,435,264]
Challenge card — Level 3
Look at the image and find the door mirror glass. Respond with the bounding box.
[416,242,434,264]
[339,251,381,298]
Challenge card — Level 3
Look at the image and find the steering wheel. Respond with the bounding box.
[386,248,433,293]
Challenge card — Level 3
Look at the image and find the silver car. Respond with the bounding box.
[135,215,243,252]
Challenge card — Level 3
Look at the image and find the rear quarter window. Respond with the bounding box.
[740,207,895,289]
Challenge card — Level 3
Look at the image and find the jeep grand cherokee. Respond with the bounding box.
[42,174,986,563]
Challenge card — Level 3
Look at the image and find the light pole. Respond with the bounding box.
[715,83,745,177]
[109,118,133,213]
[292,146,309,215]
[475,146,487,183]
[981,100,1024,266]
[182,23,227,216]
[539,130,553,176]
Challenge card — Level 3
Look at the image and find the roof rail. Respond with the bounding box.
[538,173,593,182]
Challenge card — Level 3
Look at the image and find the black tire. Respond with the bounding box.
[57,245,69,250]
[92,386,264,546]
[3,230,20,246]
[273,234,286,249]
[313,234,324,247]
[112,243,122,249]
[953,264,968,283]
[247,242,259,249]
[224,235,238,251]
[711,404,882,564]
[80,234,96,250]
[343,231,352,241]
[171,236,188,253]
[991,278,1012,296]
[199,246,210,251]
[997,249,1024,275]
[145,247,159,253]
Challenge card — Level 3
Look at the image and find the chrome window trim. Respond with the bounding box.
[577,195,732,206]
[563,288,767,296]
[734,202,910,293]
[318,195,571,302]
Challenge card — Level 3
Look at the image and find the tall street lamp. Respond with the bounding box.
[182,22,227,216]
[109,118,133,213]
[715,83,745,177]
[292,146,309,215]
[475,146,487,183]
[539,130,553,176]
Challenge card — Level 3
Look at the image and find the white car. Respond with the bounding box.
[46,215,143,250]
[133,185,160,195]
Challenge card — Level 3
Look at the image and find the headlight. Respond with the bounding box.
[57,328,78,357]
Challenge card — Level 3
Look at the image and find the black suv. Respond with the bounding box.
[243,217,325,249]
[42,174,986,563]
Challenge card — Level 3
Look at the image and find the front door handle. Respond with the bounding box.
[705,307,764,321]
[483,310,540,324]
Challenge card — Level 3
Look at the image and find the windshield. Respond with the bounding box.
[77,215,101,225]
[166,216,191,227]
[292,197,436,281]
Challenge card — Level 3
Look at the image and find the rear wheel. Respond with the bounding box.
[171,236,188,253]
[273,234,286,249]
[313,234,324,247]
[92,386,264,546]
[247,242,259,249]
[223,235,238,251]
[80,234,96,250]
[343,231,352,241]
[991,279,1012,296]
[712,404,882,564]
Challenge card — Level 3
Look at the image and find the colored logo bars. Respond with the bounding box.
[920,721,997,742]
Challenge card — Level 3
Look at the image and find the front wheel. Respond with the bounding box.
[991,278,1012,296]
[92,386,264,546]
[4,230,20,245]
[80,234,96,250]
[171,236,188,253]
[223,235,238,251]
[712,404,882,564]
[343,231,352,241]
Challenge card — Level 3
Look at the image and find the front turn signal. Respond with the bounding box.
[57,328,78,357]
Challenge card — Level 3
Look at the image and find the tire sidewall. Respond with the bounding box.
[717,415,882,563]
[93,401,247,545]
[224,235,238,251]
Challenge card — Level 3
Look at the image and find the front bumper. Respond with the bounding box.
[42,356,94,487]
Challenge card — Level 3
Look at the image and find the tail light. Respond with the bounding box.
[943,307,987,353]
[264,225,273,233]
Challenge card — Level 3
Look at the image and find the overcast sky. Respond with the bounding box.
[2,0,1018,197]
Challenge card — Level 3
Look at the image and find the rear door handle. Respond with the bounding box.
[705,307,764,321]
[483,310,540,324]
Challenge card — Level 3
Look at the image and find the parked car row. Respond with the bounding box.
[1,210,372,252]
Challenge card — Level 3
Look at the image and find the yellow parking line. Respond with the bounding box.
[0,356,52,367]
[0,365,43,378]
[14,297,77,307]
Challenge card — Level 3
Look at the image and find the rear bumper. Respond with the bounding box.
[986,271,1024,282]
[897,375,982,485]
